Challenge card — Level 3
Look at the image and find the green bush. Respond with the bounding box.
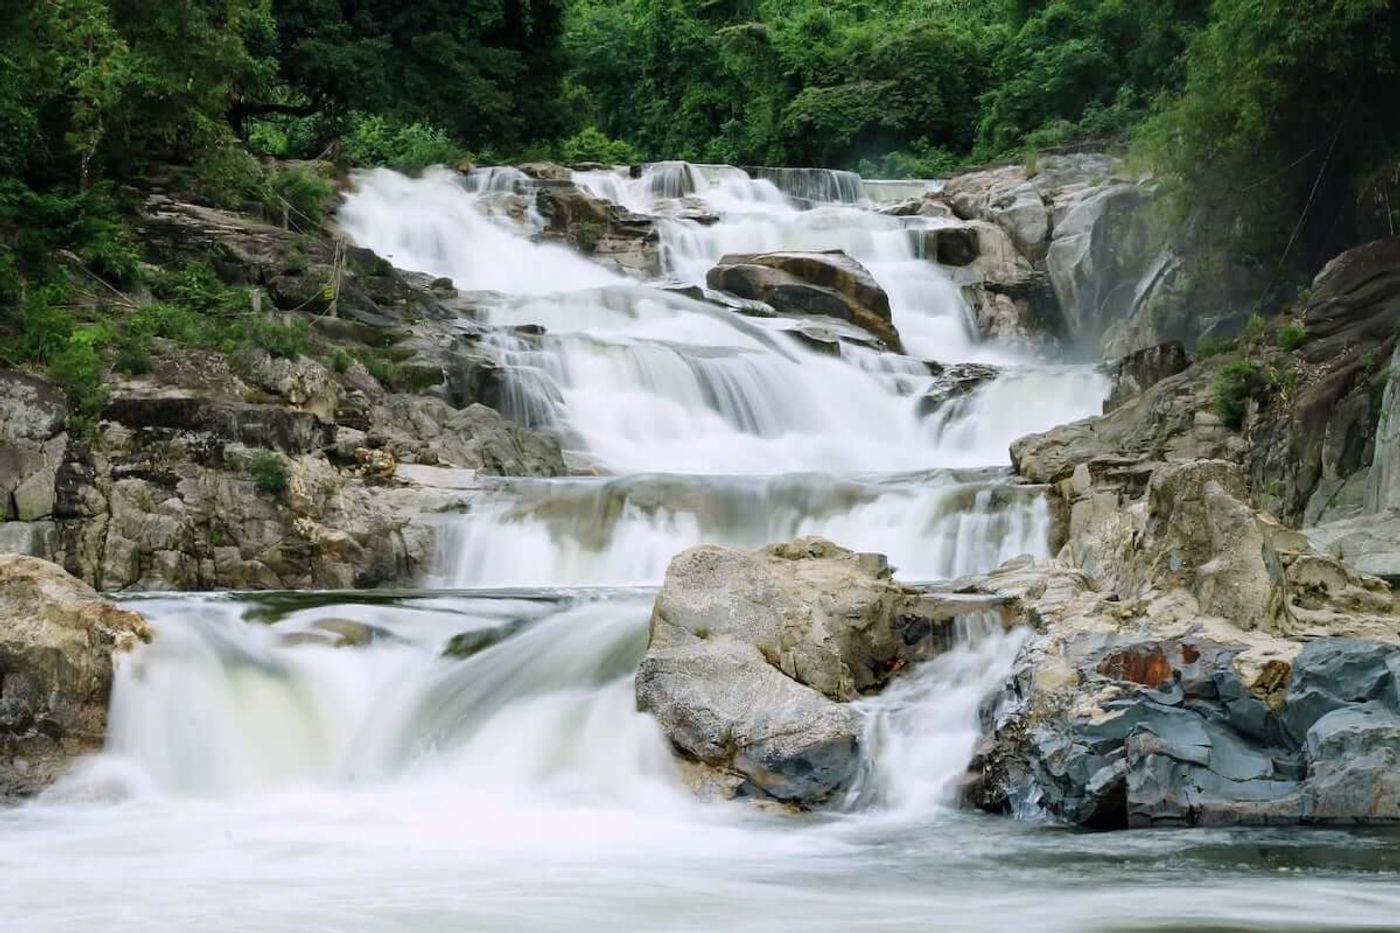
[1278,322,1307,351]
[249,451,288,497]
[1239,313,1268,345]
[266,167,336,228]
[558,126,637,165]
[1212,360,1261,429]
[47,328,110,435]
[192,146,270,210]
[342,114,464,173]
[2,284,76,366]
[244,314,310,359]
[113,338,152,375]
[330,347,353,374]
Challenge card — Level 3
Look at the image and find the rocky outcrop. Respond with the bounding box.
[706,251,903,352]
[637,537,996,806]
[0,555,151,800]
[977,369,1400,828]
[535,183,661,278]
[0,193,570,591]
[1103,341,1188,413]
[935,154,1165,355]
[960,471,1400,827]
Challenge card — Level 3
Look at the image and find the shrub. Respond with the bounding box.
[266,167,336,229]
[342,114,464,173]
[558,126,637,165]
[244,314,310,359]
[47,328,110,435]
[113,338,152,375]
[1212,360,1261,429]
[249,451,288,497]
[1278,322,1307,351]
[330,347,352,374]
[3,284,76,366]
[192,146,270,210]
[1239,313,1268,345]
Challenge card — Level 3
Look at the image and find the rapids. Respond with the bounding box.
[4,162,1397,932]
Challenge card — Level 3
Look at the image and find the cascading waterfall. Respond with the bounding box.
[49,162,1386,933]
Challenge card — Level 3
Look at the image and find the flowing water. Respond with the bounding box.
[4,164,1398,932]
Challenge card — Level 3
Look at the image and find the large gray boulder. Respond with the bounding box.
[637,537,990,806]
[706,251,903,352]
[0,554,151,800]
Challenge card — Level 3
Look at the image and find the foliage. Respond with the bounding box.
[341,115,466,173]
[1278,322,1308,351]
[1212,360,1262,429]
[266,166,336,227]
[47,328,110,434]
[249,451,289,497]
[558,126,638,164]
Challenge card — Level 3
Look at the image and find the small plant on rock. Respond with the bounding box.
[1278,322,1307,351]
[250,451,288,498]
[1212,360,1261,430]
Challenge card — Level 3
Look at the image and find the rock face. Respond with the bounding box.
[1103,341,1188,413]
[935,154,1166,355]
[974,389,1400,827]
[636,537,992,806]
[0,555,151,800]
[706,251,904,352]
[0,194,569,592]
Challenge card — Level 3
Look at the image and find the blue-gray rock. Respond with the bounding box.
[1302,704,1400,823]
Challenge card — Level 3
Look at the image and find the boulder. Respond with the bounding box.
[706,251,903,352]
[638,537,994,806]
[534,183,661,278]
[0,554,151,800]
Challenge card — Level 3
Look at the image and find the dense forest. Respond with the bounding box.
[4,0,1400,394]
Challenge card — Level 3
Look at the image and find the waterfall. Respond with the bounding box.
[4,160,1384,933]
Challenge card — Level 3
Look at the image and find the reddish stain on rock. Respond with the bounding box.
[1097,646,1175,688]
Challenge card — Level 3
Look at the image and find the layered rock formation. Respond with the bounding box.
[0,555,151,800]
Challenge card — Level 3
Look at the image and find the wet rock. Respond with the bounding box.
[637,639,862,805]
[917,363,1001,418]
[1303,704,1400,822]
[0,554,151,800]
[535,184,660,278]
[639,537,999,807]
[706,251,903,352]
[443,619,531,659]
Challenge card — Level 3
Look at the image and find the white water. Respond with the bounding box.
[9,163,1392,932]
